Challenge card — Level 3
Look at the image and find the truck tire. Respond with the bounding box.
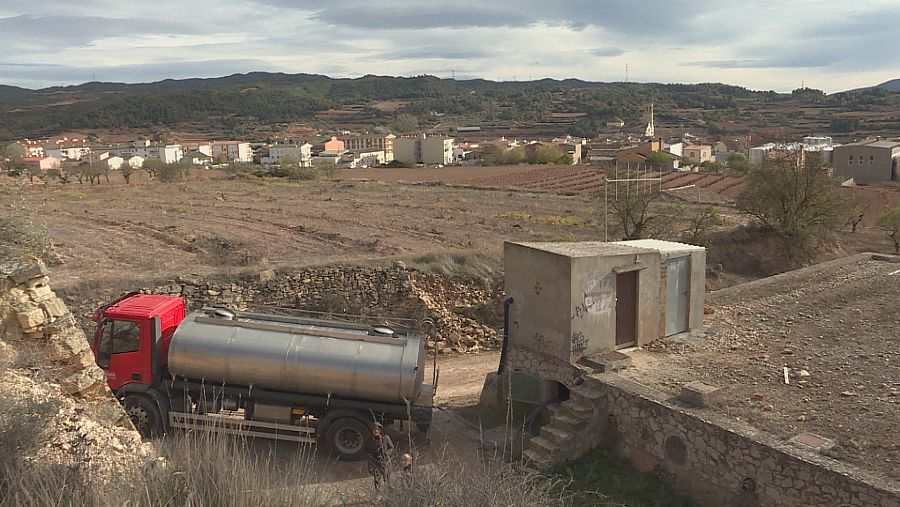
[325,418,370,461]
[124,395,162,438]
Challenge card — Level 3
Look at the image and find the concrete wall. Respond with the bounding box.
[834,144,899,183]
[561,374,900,507]
[504,241,662,387]
[569,253,660,354]
[422,137,453,165]
[504,242,573,361]
[393,138,418,165]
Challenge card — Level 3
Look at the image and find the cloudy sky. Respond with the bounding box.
[0,0,897,92]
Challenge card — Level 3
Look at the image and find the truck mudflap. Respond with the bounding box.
[168,411,316,444]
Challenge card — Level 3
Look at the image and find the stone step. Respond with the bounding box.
[540,425,574,447]
[570,384,605,402]
[549,414,582,432]
[561,400,593,418]
[527,436,560,457]
[522,448,553,470]
[545,403,562,416]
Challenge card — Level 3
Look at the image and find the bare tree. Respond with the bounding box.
[606,173,663,240]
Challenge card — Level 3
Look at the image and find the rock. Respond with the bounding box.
[840,391,858,397]
[16,303,45,331]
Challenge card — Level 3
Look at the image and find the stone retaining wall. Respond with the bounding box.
[570,374,900,507]
[60,264,503,353]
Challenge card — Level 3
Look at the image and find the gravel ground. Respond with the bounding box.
[623,255,900,480]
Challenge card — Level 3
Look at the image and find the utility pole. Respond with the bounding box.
[625,64,629,83]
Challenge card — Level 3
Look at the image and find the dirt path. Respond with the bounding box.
[245,351,503,502]
[430,351,501,407]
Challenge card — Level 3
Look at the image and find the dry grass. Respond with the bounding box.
[1,428,579,507]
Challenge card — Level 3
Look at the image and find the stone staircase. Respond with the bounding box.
[522,383,605,469]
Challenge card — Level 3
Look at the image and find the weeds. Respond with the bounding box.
[0,388,61,484]
[557,451,695,507]
[500,211,586,227]
[0,181,51,260]
[188,234,260,266]
[0,426,582,507]
[408,251,500,279]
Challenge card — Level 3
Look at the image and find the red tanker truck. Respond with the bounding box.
[90,292,436,460]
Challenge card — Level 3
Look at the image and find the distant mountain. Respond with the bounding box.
[0,72,897,142]
[876,79,900,92]
[844,78,900,94]
[0,84,32,101]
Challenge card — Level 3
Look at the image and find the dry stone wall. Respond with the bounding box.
[61,264,503,353]
[0,257,154,477]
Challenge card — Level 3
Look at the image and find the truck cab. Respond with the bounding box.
[91,293,185,392]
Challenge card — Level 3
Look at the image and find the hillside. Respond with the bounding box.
[0,73,898,142]
[877,78,900,92]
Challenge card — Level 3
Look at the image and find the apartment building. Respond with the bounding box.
[339,134,396,162]
[395,134,455,166]
[833,140,900,183]
[211,141,252,163]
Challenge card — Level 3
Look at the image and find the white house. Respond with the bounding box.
[106,156,125,170]
[127,156,144,168]
[341,149,386,168]
[158,144,184,164]
[264,143,313,167]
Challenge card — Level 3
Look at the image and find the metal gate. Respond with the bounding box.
[665,257,690,336]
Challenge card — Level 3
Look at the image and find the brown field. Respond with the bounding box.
[5,166,897,289]
[345,165,747,198]
[4,171,608,288]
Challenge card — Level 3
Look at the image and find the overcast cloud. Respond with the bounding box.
[0,0,897,92]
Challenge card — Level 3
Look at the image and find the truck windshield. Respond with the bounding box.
[98,320,141,355]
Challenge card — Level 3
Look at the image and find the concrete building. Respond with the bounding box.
[159,144,184,164]
[341,149,385,168]
[833,139,900,183]
[323,136,345,153]
[7,140,45,158]
[613,239,706,338]
[394,135,456,166]
[43,139,91,161]
[211,141,252,163]
[339,134,395,162]
[500,240,705,403]
[106,156,125,170]
[616,139,680,170]
[749,136,835,166]
[127,156,144,169]
[21,156,60,172]
[421,136,455,165]
[684,145,712,164]
[264,143,312,167]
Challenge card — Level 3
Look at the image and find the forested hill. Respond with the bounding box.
[0,73,897,141]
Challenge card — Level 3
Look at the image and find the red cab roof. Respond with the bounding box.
[102,294,183,320]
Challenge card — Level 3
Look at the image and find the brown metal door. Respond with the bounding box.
[615,271,638,348]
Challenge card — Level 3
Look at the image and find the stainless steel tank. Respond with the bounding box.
[167,309,426,405]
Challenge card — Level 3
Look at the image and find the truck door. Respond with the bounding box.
[95,319,148,391]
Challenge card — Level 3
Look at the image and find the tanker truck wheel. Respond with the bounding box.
[124,395,161,438]
[325,418,370,461]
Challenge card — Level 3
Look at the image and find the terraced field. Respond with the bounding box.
[347,165,746,199]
